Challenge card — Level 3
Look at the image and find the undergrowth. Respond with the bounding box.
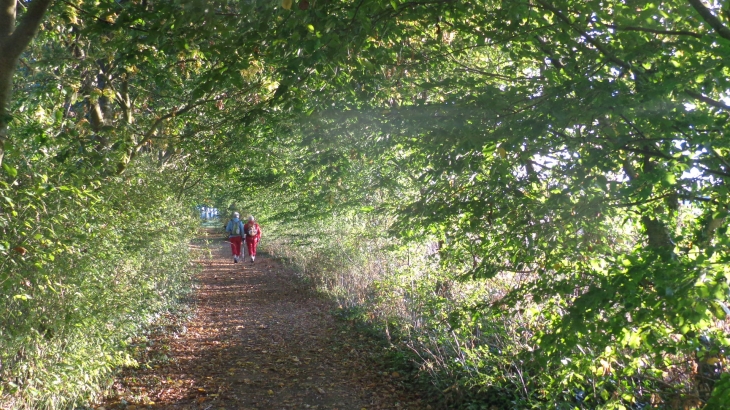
[260,212,730,410]
[0,158,201,409]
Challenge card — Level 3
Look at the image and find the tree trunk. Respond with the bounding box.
[0,0,54,166]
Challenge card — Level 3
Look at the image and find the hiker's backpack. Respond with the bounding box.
[247,224,258,237]
[231,220,241,235]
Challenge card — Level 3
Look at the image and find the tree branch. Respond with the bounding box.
[605,24,703,39]
[535,0,631,71]
[176,174,204,201]
[613,193,715,208]
[0,0,15,39]
[700,213,727,246]
[613,193,674,208]
[0,0,52,167]
[59,0,148,32]
[707,146,730,171]
[349,0,366,25]
[620,146,675,161]
[131,94,235,158]
[685,89,730,111]
[641,215,675,259]
[693,163,730,178]
[2,0,53,61]
[687,0,730,41]
[618,113,649,140]
[18,58,35,73]
[175,172,193,201]
[447,56,526,81]
[534,35,565,70]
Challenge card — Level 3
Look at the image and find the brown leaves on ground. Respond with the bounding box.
[98,229,427,410]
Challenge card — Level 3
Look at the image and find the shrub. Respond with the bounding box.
[0,158,199,409]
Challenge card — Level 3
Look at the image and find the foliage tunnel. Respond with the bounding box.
[1,0,729,408]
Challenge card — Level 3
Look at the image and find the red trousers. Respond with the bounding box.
[246,238,259,257]
[229,236,243,257]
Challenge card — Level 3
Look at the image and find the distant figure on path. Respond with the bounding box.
[244,215,262,263]
[225,212,245,263]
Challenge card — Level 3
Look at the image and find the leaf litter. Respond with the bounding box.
[96,229,428,410]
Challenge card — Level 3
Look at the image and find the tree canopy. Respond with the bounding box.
[2,0,730,407]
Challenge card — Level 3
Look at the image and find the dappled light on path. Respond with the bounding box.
[98,229,423,410]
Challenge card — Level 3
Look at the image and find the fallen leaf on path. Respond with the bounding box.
[96,235,424,409]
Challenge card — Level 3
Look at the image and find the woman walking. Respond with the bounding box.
[244,215,262,263]
[225,212,245,263]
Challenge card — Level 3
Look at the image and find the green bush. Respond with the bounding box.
[259,202,729,409]
[0,157,199,409]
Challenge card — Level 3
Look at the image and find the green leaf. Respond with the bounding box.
[3,163,17,178]
[662,172,676,186]
[710,301,728,320]
[13,294,32,301]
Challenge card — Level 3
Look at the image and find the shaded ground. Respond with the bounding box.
[98,230,427,410]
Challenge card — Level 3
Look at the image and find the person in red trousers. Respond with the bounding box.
[243,215,262,263]
[225,212,245,263]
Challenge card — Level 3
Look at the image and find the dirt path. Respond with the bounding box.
[99,231,426,410]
